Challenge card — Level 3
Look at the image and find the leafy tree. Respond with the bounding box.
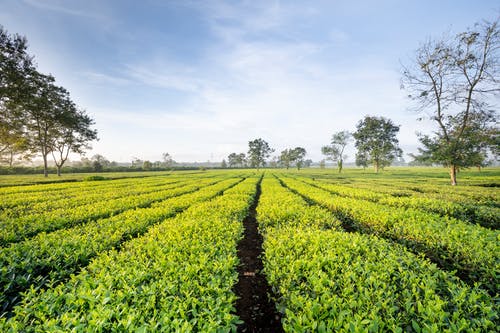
[221,159,227,168]
[279,149,293,169]
[51,102,97,176]
[247,138,273,170]
[131,157,143,168]
[1,26,97,176]
[91,154,109,172]
[401,18,499,185]
[355,151,369,170]
[0,26,34,164]
[227,152,246,168]
[303,159,313,168]
[321,131,351,173]
[279,147,306,170]
[319,159,326,169]
[353,116,402,173]
[22,72,68,177]
[142,160,152,170]
[291,147,307,170]
[269,156,279,168]
[162,152,174,168]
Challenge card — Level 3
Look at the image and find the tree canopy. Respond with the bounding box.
[227,152,246,168]
[247,138,273,170]
[280,147,307,170]
[0,26,97,176]
[353,116,402,173]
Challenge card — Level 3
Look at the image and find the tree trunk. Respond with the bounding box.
[338,159,343,173]
[450,165,457,186]
[43,153,49,177]
[57,165,62,176]
[374,161,379,173]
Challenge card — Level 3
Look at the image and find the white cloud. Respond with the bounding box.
[22,0,108,21]
[123,64,204,93]
[79,71,131,86]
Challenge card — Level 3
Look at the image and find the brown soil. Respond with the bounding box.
[234,180,284,332]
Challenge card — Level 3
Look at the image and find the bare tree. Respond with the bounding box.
[402,18,499,185]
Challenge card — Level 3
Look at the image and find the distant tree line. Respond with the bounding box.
[0,26,97,177]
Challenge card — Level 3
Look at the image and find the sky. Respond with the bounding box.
[1,0,499,163]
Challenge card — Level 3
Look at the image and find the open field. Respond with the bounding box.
[0,168,498,331]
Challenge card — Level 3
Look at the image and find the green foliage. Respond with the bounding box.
[264,228,497,332]
[258,174,496,332]
[280,147,307,170]
[0,177,208,246]
[247,138,273,169]
[303,178,499,229]
[83,175,108,181]
[353,116,402,172]
[227,153,246,168]
[282,176,500,292]
[0,169,497,330]
[1,176,259,331]
[321,130,351,173]
[0,176,240,315]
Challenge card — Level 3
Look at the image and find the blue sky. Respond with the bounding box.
[1,0,499,163]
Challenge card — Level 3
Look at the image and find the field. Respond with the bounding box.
[0,168,498,332]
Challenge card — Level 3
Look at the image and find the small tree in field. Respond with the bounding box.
[51,103,97,176]
[248,138,273,170]
[291,147,307,170]
[321,130,351,173]
[279,149,293,169]
[162,152,174,168]
[401,18,499,185]
[227,153,246,168]
[353,116,402,173]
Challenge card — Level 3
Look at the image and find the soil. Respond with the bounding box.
[234,180,284,332]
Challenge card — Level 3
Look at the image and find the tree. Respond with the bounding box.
[51,103,97,176]
[319,159,326,169]
[291,147,307,170]
[355,151,369,170]
[401,18,500,185]
[353,116,402,173]
[279,149,293,169]
[227,153,246,168]
[162,152,174,168]
[23,72,67,177]
[227,152,246,168]
[1,27,97,176]
[0,26,34,165]
[247,138,273,170]
[131,157,143,168]
[321,131,351,173]
[221,159,227,168]
[91,154,109,172]
[142,160,152,170]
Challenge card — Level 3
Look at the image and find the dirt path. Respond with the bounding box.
[234,179,283,332]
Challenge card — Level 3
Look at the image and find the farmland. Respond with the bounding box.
[0,168,498,332]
